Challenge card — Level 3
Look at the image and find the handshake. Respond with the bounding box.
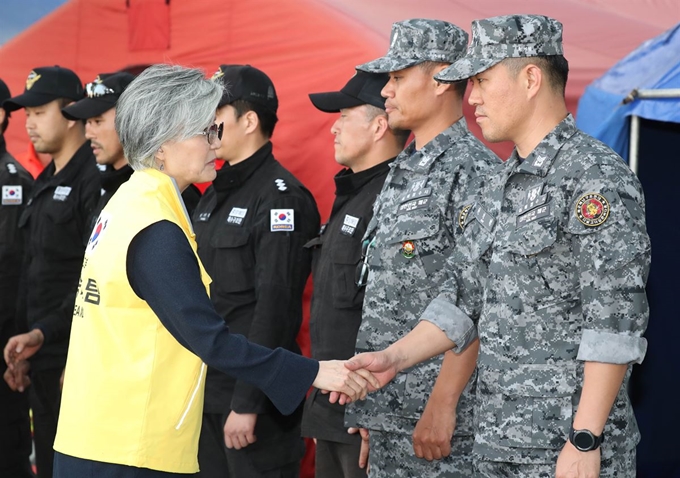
[311,350,401,404]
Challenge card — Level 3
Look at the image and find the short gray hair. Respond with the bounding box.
[115,64,224,170]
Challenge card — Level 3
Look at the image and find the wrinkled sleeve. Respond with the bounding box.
[567,163,651,364]
[127,220,319,416]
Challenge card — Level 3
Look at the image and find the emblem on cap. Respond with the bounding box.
[458,204,473,230]
[211,68,224,81]
[575,193,610,227]
[401,240,415,258]
[26,71,41,90]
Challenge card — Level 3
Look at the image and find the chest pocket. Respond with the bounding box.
[499,212,577,309]
[383,209,449,286]
[209,228,254,293]
[330,237,364,310]
[43,202,79,256]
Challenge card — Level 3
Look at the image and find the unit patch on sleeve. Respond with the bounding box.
[575,193,610,227]
[227,207,248,226]
[340,214,360,236]
[2,185,22,205]
[271,209,294,231]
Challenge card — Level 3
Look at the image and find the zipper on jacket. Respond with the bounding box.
[175,363,206,430]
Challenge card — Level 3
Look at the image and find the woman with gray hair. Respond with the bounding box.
[50,64,377,477]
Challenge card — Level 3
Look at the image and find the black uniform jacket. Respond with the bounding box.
[0,137,33,334]
[17,141,101,371]
[301,158,393,444]
[193,141,320,416]
[86,164,134,238]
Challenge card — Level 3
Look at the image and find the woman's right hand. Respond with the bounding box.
[313,360,380,403]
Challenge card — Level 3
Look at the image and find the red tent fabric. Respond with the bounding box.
[1,1,676,475]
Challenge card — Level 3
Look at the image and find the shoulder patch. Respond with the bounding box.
[2,185,22,205]
[575,192,610,227]
[271,209,294,232]
[274,178,288,192]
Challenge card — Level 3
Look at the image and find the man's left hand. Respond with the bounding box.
[224,411,257,450]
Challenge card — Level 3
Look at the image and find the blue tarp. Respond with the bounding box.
[576,23,680,159]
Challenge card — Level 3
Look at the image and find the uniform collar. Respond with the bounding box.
[514,114,578,176]
[213,141,273,191]
[397,117,469,172]
[334,157,394,197]
[101,164,134,193]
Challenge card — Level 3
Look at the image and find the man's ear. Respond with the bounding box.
[242,110,260,135]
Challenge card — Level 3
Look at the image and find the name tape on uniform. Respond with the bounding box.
[227,207,248,226]
[53,185,72,201]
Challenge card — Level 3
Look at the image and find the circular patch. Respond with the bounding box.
[458,204,472,230]
[575,193,610,227]
[401,240,415,259]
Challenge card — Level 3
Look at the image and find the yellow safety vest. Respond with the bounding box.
[55,168,211,473]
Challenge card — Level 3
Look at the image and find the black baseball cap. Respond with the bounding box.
[0,78,11,113]
[309,70,388,113]
[4,66,83,112]
[211,64,278,115]
[62,72,135,120]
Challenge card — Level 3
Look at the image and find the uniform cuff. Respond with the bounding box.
[419,297,477,353]
[577,329,648,364]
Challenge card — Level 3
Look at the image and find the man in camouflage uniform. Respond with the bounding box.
[348,14,650,478]
[344,19,499,477]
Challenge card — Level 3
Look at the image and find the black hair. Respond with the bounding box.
[231,99,278,138]
[503,55,569,96]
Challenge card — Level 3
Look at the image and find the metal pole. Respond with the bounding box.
[635,88,680,99]
[629,115,640,175]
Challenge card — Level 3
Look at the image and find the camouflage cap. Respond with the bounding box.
[435,14,563,82]
[357,19,468,73]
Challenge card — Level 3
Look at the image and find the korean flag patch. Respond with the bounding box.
[2,185,22,205]
[271,209,294,232]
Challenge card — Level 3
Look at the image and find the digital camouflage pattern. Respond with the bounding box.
[369,430,474,478]
[344,118,499,474]
[436,14,563,83]
[427,115,650,469]
[474,449,636,477]
[357,19,468,74]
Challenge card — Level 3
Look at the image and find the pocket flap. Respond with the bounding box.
[210,228,250,248]
[499,363,577,397]
[385,213,441,244]
[503,215,557,256]
[331,240,361,265]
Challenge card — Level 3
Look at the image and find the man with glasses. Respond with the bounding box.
[301,70,409,478]
[0,78,34,478]
[343,19,499,477]
[2,65,100,478]
[192,64,320,478]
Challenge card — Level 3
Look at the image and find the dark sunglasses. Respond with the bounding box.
[200,122,224,145]
[354,238,374,287]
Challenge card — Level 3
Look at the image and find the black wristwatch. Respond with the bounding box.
[569,427,604,452]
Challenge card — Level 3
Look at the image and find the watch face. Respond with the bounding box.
[573,430,596,451]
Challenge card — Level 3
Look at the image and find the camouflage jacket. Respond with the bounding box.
[437,115,650,463]
[345,118,499,435]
